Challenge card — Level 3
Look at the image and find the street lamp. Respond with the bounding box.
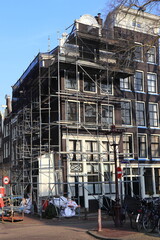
[107,125,124,227]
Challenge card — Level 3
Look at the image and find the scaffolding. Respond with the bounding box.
[10,14,142,215]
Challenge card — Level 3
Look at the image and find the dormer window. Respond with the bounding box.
[137,22,141,28]
[132,21,141,28]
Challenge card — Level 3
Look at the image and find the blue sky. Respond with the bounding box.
[0,0,108,110]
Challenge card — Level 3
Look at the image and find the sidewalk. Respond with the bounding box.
[87,215,160,240]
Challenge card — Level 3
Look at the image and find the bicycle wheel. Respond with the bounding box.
[143,212,156,233]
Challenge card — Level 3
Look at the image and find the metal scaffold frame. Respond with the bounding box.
[10,15,143,216]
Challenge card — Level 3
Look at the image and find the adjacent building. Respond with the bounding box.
[0,111,3,185]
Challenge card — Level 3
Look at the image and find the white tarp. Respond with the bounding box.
[50,196,80,217]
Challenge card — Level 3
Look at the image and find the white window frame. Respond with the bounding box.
[151,135,160,159]
[83,73,97,93]
[138,134,148,159]
[120,77,131,91]
[123,133,134,159]
[66,100,80,122]
[147,72,157,94]
[68,139,82,161]
[64,69,79,91]
[148,102,159,128]
[134,42,143,62]
[134,70,144,92]
[85,140,99,162]
[121,100,132,126]
[146,46,156,64]
[101,104,114,128]
[84,102,97,126]
[100,75,113,95]
[136,101,146,127]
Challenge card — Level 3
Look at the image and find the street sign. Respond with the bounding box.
[3,176,10,185]
[117,167,122,179]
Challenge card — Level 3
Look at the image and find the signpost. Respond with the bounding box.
[3,176,10,185]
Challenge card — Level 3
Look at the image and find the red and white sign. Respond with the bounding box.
[3,176,10,185]
[117,167,122,179]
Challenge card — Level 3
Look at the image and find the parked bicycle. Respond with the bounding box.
[142,198,160,234]
[135,198,153,232]
[124,195,142,230]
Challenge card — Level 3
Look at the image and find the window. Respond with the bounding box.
[66,101,79,122]
[144,168,153,195]
[137,22,141,28]
[79,45,96,61]
[120,77,130,90]
[147,73,157,93]
[136,102,145,126]
[146,47,156,63]
[87,175,102,195]
[123,134,133,158]
[4,142,9,158]
[104,164,113,181]
[101,141,110,161]
[134,44,143,61]
[100,76,112,94]
[69,176,83,197]
[84,103,97,124]
[83,73,96,92]
[132,21,136,27]
[151,135,160,158]
[85,141,98,161]
[132,21,141,28]
[121,101,131,125]
[87,163,101,195]
[87,163,99,174]
[138,134,147,158]
[149,103,158,127]
[123,168,140,196]
[69,140,82,161]
[101,105,114,127]
[103,164,115,194]
[64,70,78,90]
[63,44,79,57]
[134,71,143,92]
[155,168,160,194]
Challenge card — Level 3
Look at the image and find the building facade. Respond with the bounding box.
[2,7,160,212]
[106,7,160,199]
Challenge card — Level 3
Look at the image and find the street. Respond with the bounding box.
[0,214,160,240]
[0,215,96,240]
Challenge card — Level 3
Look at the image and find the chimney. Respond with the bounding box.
[95,13,103,26]
[5,95,12,114]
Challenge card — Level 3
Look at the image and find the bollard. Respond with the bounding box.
[98,208,102,232]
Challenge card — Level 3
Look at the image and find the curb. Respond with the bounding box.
[87,230,122,240]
